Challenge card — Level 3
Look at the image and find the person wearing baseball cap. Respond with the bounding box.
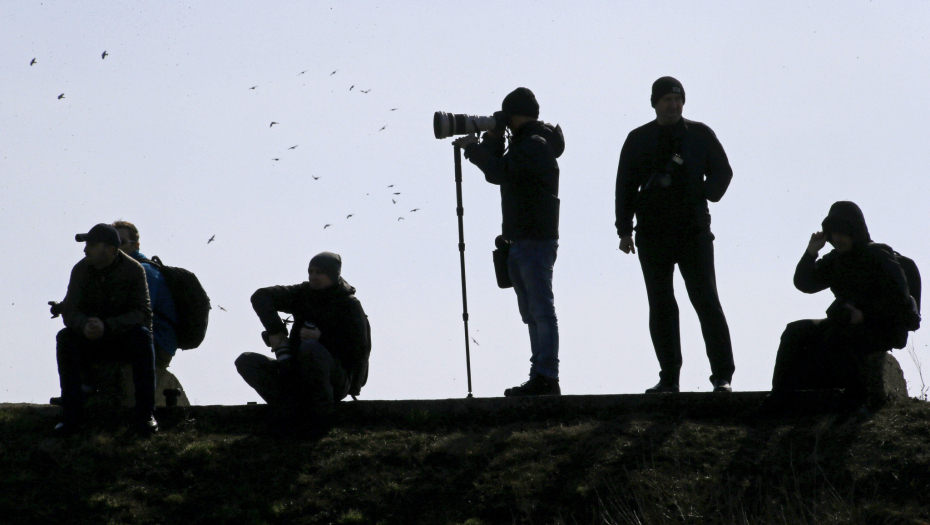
[615,77,736,394]
[53,223,157,434]
[452,87,565,397]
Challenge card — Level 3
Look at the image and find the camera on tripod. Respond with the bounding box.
[433,111,508,139]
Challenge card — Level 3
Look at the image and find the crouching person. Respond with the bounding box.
[236,252,370,436]
[55,224,157,434]
[763,202,919,414]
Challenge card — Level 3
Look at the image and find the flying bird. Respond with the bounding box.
[387,185,393,188]
[249,86,258,90]
[346,214,353,219]
[390,108,399,111]
[269,122,279,127]
[349,85,354,91]
[58,93,65,99]
[272,158,280,161]
[298,70,307,76]
[410,208,420,212]
[101,50,108,59]
[312,175,320,180]
[393,192,401,195]
[392,199,396,204]
[288,145,298,150]
[471,337,480,346]
[218,305,227,312]
[360,89,371,93]
[323,224,331,229]
[330,69,338,76]
[398,217,405,221]
[30,58,36,66]
[207,235,215,244]
[379,125,387,131]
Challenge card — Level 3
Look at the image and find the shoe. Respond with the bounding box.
[504,374,561,397]
[712,379,732,393]
[645,381,679,394]
[53,419,81,435]
[135,415,159,435]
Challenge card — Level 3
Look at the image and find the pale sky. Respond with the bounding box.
[2,1,928,405]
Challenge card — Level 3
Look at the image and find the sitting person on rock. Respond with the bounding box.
[54,224,157,434]
[235,252,370,436]
[763,201,919,413]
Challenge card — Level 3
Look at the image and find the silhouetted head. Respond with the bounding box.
[822,201,871,252]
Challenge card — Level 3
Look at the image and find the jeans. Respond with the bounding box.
[508,239,559,379]
[636,232,734,385]
[236,339,350,417]
[56,326,156,420]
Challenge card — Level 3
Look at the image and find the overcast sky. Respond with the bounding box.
[2,1,929,405]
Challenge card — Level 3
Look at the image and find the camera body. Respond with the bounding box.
[434,111,508,139]
[643,154,684,191]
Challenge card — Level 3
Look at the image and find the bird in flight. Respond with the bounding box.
[323,224,331,229]
[360,89,371,94]
[249,86,258,90]
[298,70,307,76]
[208,235,215,244]
[393,192,401,195]
[387,185,393,188]
[392,199,396,204]
[349,85,354,91]
[379,125,387,131]
[471,337,480,346]
[272,158,280,161]
[101,50,108,59]
[398,217,405,221]
[30,58,36,66]
[218,305,227,312]
[330,69,338,76]
[288,145,298,150]
[270,122,278,127]
[312,175,320,180]
[346,214,353,219]
[58,93,65,99]
[410,208,420,212]
[390,108,399,111]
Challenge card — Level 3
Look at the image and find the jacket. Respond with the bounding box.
[251,278,371,395]
[615,117,732,238]
[60,251,153,335]
[464,120,564,240]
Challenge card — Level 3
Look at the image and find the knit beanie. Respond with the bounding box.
[501,87,540,119]
[309,251,342,282]
[651,76,685,107]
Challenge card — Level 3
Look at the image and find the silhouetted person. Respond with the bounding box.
[763,202,919,413]
[236,252,370,436]
[55,224,157,434]
[453,87,565,396]
[615,77,734,394]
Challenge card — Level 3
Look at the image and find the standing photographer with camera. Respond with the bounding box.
[452,87,565,396]
[615,76,735,394]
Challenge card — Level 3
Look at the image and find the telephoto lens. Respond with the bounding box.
[434,111,502,139]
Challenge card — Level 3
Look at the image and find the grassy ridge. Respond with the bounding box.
[2,399,930,524]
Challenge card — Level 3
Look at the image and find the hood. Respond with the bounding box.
[519,120,565,158]
[822,201,871,246]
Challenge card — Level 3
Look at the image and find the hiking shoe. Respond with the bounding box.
[504,374,561,397]
[712,379,732,393]
[53,419,82,436]
[645,381,679,394]
[135,415,159,435]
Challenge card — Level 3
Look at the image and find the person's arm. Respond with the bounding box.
[60,263,90,332]
[794,232,832,294]
[104,261,151,335]
[251,284,301,337]
[701,126,733,203]
[461,131,510,185]
[615,132,639,247]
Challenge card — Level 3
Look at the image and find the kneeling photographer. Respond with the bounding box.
[235,252,370,436]
[451,87,565,396]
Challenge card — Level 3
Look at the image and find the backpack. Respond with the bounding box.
[895,251,921,332]
[143,256,211,350]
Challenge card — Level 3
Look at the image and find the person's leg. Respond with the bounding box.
[296,339,345,418]
[56,328,88,421]
[771,320,829,393]
[235,352,291,406]
[677,234,735,385]
[122,326,156,420]
[637,235,681,386]
[508,240,559,379]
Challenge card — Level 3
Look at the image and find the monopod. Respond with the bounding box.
[453,145,474,399]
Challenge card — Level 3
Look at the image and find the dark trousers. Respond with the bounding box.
[56,326,156,419]
[235,339,350,418]
[772,319,885,405]
[636,232,734,384]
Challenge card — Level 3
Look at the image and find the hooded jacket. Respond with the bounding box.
[615,117,732,238]
[794,201,915,349]
[251,278,371,395]
[464,120,564,240]
[60,250,153,335]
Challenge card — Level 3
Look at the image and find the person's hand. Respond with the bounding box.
[451,134,479,148]
[807,231,827,256]
[83,318,105,340]
[268,332,289,350]
[845,304,864,324]
[299,326,322,341]
[619,236,635,254]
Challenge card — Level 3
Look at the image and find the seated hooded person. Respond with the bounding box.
[235,252,370,435]
[763,201,919,412]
